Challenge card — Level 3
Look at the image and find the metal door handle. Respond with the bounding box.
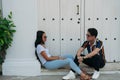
[77,5,79,15]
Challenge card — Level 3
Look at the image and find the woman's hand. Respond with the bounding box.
[51,56,59,60]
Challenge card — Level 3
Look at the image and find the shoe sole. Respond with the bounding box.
[62,77,76,80]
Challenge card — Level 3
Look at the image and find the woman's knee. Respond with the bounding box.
[62,54,74,60]
[65,58,73,63]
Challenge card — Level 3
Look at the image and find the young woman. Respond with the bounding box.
[35,31,91,80]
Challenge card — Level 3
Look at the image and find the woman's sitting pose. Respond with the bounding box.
[35,31,91,80]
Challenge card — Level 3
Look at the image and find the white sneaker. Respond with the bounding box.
[92,71,100,79]
[62,70,76,80]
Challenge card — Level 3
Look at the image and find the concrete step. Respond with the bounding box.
[41,62,120,75]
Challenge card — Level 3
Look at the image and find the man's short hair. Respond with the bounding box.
[88,28,98,38]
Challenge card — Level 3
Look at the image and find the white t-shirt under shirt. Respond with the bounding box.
[36,44,51,65]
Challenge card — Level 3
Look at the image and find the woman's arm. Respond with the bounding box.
[41,51,59,61]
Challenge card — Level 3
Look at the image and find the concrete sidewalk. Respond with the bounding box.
[0,62,120,80]
[0,73,120,80]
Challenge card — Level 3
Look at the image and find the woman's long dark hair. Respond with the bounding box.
[35,31,45,48]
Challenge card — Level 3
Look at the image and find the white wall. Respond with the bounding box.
[2,0,41,76]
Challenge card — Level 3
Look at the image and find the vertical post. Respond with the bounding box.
[2,0,41,76]
[80,0,85,44]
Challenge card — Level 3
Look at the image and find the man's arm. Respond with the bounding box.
[84,40,103,59]
[78,48,101,63]
[84,48,100,59]
[77,41,88,57]
[77,47,85,57]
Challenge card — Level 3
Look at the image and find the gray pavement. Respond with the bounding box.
[0,74,120,80]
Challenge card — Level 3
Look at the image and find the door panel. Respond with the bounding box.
[38,0,60,56]
[85,0,112,62]
[85,0,94,32]
[111,18,120,62]
[101,0,120,62]
[85,0,120,62]
[60,0,81,56]
[104,0,120,62]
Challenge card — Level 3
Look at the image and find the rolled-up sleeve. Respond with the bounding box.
[81,41,89,48]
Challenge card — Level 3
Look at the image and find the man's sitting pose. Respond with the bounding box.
[63,28,106,80]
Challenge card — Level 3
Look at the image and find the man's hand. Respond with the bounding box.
[78,56,83,63]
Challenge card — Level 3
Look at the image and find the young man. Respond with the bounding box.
[63,28,106,79]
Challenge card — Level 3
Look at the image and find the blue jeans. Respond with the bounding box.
[44,54,82,75]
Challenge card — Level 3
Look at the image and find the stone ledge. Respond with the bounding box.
[41,62,120,75]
